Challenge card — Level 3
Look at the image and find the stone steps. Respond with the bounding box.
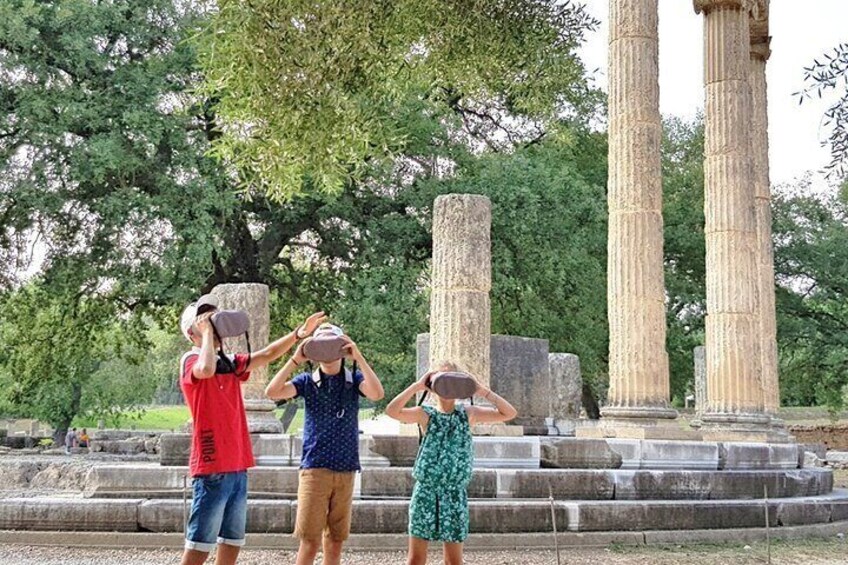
[84,465,833,501]
[2,491,847,533]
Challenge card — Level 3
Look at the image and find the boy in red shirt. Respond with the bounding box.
[178,294,325,565]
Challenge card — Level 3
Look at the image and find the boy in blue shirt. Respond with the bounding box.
[265,324,384,565]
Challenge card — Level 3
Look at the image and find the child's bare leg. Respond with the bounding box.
[443,542,463,565]
[408,536,429,565]
[295,539,320,565]
[181,549,209,565]
[322,537,343,565]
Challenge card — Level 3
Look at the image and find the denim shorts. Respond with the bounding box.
[185,471,248,552]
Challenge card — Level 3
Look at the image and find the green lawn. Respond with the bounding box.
[73,405,374,432]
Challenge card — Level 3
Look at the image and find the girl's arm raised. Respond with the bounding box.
[384,372,433,426]
[466,384,518,425]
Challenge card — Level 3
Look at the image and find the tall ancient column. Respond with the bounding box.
[211,283,283,433]
[603,0,676,420]
[749,0,780,416]
[695,0,768,426]
[430,194,491,387]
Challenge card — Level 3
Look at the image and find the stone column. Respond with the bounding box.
[749,1,780,416]
[211,283,283,433]
[429,194,491,387]
[603,0,676,420]
[695,0,768,426]
[694,346,707,417]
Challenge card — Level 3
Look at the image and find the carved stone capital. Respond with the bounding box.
[749,0,769,45]
[694,0,749,15]
[750,38,771,61]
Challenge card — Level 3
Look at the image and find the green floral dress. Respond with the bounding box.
[409,404,473,543]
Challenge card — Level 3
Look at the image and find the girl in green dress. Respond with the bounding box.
[385,361,518,565]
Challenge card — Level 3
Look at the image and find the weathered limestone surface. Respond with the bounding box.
[749,1,780,416]
[604,0,675,420]
[549,353,582,419]
[694,346,707,416]
[211,283,282,433]
[429,194,492,387]
[695,0,768,426]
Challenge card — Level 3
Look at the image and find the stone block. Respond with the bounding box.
[0,498,141,531]
[473,437,539,469]
[801,443,827,460]
[359,436,392,467]
[469,501,568,533]
[607,439,642,470]
[139,499,293,533]
[775,500,833,527]
[247,468,299,498]
[769,444,802,470]
[541,438,623,469]
[85,465,187,497]
[159,433,191,466]
[251,434,299,466]
[613,471,714,500]
[639,440,719,470]
[347,501,409,534]
[360,468,496,498]
[368,435,419,467]
[568,500,772,532]
[489,335,551,423]
[549,353,582,420]
[360,468,414,497]
[500,469,614,500]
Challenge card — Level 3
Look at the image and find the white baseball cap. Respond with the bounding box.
[179,294,219,341]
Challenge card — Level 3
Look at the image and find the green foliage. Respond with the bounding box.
[662,116,707,401]
[0,283,130,435]
[196,0,599,197]
[0,0,234,301]
[773,181,848,413]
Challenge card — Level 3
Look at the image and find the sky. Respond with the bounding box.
[577,0,848,192]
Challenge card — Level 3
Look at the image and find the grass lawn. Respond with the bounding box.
[73,404,374,432]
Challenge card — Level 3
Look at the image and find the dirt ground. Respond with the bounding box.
[1,539,847,565]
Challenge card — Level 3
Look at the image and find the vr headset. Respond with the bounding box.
[423,371,478,400]
[302,324,347,362]
[196,303,252,375]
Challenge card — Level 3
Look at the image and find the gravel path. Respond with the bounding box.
[0,542,847,565]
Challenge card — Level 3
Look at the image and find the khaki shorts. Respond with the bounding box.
[294,468,356,542]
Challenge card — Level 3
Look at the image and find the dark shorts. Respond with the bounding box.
[185,471,248,552]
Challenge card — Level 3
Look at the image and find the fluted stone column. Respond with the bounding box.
[603,0,676,420]
[429,194,491,387]
[211,283,283,433]
[695,0,768,426]
[749,1,780,416]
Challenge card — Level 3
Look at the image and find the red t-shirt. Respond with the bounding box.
[180,350,256,477]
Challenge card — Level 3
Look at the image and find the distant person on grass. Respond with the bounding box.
[64,427,77,454]
[385,361,518,565]
[178,293,326,565]
[265,323,385,565]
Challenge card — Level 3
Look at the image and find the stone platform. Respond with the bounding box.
[1,491,846,534]
[84,464,833,501]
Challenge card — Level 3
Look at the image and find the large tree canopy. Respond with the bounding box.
[196,0,599,198]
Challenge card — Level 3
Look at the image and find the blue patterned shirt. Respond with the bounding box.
[292,367,364,471]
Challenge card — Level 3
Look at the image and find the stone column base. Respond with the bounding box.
[576,417,703,441]
[697,412,794,443]
[244,399,284,434]
[600,406,679,420]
